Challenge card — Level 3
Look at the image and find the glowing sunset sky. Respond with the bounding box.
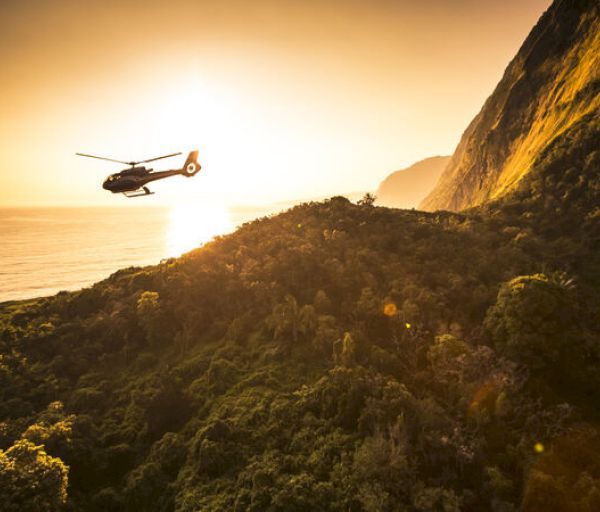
[0,0,551,206]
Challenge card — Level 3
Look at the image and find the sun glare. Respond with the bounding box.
[167,202,233,257]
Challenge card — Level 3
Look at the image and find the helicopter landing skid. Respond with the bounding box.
[123,187,154,198]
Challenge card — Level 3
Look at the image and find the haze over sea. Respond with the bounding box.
[0,203,294,302]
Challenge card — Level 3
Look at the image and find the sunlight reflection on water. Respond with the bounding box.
[0,202,293,301]
[166,203,233,257]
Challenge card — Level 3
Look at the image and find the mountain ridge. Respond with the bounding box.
[376,156,450,209]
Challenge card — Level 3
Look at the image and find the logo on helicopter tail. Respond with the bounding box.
[183,151,201,176]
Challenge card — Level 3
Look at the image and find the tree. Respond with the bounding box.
[485,273,592,387]
[340,332,357,367]
[298,304,318,341]
[136,291,167,345]
[313,290,332,314]
[0,439,68,512]
[268,295,300,344]
[427,334,469,370]
[358,193,376,207]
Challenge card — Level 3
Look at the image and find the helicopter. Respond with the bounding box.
[76,150,201,197]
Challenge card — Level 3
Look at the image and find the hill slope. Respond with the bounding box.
[376,156,451,209]
[2,1,600,510]
[421,0,600,211]
[1,197,600,511]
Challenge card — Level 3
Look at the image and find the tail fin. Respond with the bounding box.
[182,150,201,176]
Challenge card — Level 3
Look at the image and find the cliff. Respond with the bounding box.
[421,0,600,211]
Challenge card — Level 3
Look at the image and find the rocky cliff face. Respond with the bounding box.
[421,0,600,211]
[376,156,450,209]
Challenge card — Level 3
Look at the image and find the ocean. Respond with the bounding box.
[0,203,289,302]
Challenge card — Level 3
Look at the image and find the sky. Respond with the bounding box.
[0,0,551,207]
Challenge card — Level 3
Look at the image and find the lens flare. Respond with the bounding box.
[383,303,397,316]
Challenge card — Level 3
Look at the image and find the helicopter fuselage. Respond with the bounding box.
[102,167,188,193]
[78,150,201,197]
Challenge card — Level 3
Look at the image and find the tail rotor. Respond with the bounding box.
[182,151,201,176]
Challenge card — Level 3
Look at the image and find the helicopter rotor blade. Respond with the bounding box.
[76,153,133,165]
[138,152,182,164]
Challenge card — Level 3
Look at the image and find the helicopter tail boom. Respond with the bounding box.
[182,150,201,176]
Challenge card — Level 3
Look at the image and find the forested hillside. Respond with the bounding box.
[1,191,599,511]
[2,0,600,510]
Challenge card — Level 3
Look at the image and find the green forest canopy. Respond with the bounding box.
[0,141,599,512]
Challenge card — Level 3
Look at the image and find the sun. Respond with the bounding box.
[166,202,232,257]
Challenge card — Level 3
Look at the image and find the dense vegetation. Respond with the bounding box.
[1,180,599,511]
[1,1,598,508]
